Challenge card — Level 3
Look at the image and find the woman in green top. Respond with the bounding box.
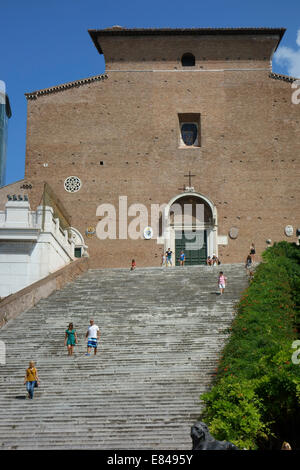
[64,323,78,356]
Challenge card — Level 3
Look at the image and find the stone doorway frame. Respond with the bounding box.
[162,192,218,265]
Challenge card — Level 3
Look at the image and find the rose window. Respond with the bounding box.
[64,176,82,193]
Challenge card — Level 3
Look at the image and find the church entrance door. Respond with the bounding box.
[164,191,218,266]
[175,230,207,266]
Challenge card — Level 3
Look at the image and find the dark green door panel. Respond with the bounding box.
[175,230,207,265]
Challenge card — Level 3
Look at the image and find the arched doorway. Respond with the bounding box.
[69,227,89,258]
[163,192,217,266]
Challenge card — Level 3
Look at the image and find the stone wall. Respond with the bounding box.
[0,257,89,329]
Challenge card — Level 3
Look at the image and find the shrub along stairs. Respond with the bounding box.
[0,264,248,449]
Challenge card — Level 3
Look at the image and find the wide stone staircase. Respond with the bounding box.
[0,264,248,449]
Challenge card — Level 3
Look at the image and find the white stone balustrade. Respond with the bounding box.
[0,199,85,298]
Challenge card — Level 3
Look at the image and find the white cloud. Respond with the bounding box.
[274,29,300,78]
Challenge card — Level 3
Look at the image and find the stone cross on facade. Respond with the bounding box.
[178,171,196,192]
[185,171,195,187]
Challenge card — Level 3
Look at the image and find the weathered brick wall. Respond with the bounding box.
[22,33,300,268]
[95,33,279,70]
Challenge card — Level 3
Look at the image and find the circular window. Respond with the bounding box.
[64,176,82,193]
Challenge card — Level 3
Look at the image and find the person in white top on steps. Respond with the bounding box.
[85,319,100,356]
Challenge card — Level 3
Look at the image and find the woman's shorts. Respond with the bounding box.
[219,283,225,289]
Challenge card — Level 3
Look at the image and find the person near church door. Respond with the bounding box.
[166,248,173,267]
[64,323,78,356]
[250,243,256,262]
[212,254,220,266]
[206,256,213,266]
[161,252,166,267]
[218,271,227,295]
[24,361,40,399]
[85,319,100,356]
[245,254,252,270]
[179,251,185,266]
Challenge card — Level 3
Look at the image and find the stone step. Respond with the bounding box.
[0,264,248,449]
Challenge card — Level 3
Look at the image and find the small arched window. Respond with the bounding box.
[178,113,201,148]
[181,53,195,67]
[181,123,198,146]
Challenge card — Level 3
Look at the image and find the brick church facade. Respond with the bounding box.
[4,27,300,268]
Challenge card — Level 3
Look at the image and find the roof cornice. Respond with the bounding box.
[269,72,299,82]
[25,73,108,100]
[88,27,286,55]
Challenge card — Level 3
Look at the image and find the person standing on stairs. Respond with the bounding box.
[218,271,227,295]
[130,259,136,271]
[64,323,78,356]
[250,243,256,263]
[245,254,252,269]
[85,319,100,356]
[166,248,173,267]
[24,361,40,399]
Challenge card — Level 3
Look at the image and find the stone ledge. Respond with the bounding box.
[0,257,89,329]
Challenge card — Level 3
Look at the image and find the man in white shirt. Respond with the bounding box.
[85,319,100,356]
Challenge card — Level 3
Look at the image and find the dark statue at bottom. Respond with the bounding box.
[191,422,239,450]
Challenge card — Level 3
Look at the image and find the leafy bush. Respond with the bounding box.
[200,242,300,449]
[201,377,268,449]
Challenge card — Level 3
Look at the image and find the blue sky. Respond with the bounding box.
[1,0,300,185]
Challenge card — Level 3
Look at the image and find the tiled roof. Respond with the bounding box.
[25,73,108,100]
[269,72,299,83]
[88,27,286,55]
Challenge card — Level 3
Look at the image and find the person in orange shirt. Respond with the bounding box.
[130,259,136,271]
[24,361,40,399]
